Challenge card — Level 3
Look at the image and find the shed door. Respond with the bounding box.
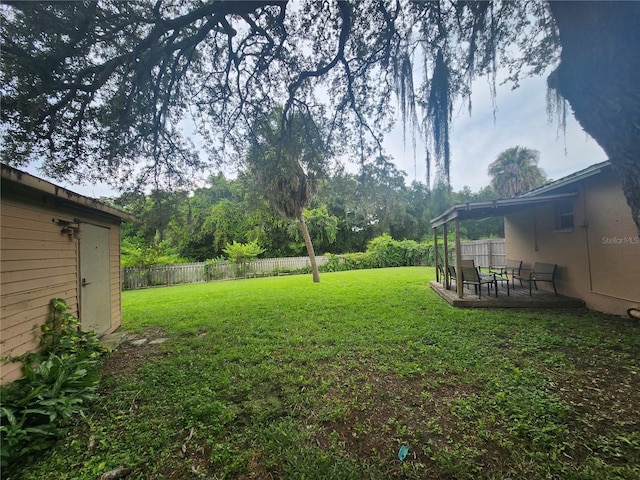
[80,223,111,334]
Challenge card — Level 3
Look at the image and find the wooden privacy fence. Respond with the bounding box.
[459,238,505,268]
[122,263,206,290]
[122,256,329,290]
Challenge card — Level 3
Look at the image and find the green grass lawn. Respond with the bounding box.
[8,267,640,479]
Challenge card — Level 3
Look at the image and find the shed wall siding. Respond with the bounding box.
[0,198,79,383]
[1,195,124,384]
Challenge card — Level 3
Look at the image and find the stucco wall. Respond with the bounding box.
[505,171,640,315]
[1,192,123,384]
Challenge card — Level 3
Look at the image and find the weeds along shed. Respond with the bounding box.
[1,164,138,384]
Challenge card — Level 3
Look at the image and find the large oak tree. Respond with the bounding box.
[1,1,638,229]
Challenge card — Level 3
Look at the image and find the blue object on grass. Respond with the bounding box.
[398,445,410,461]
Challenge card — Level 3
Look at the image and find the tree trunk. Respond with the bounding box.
[299,215,320,283]
[548,1,640,232]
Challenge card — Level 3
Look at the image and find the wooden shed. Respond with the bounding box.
[1,164,138,384]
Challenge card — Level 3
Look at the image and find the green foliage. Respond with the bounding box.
[223,241,265,277]
[245,107,326,220]
[223,241,265,264]
[342,252,375,270]
[121,238,189,268]
[201,199,254,255]
[322,234,433,273]
[322,253,347,272]
[115,170,505,266]
[0,299,108,468]
[366,233,405,267]
[40,299,104,357]
[301,206,338,252]
[203,257,227,281]
[322,252,375,272]
[244,107,328,281]
[365,234,434,268]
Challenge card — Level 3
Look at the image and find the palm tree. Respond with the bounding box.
[245,108,328,283]
[488,147,547,198]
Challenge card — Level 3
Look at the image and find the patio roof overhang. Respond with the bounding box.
[429,191,580,300]
[429,192,580,228]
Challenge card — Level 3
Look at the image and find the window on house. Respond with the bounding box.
[554,200,574,232]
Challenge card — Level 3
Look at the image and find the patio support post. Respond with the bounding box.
[443,223,449,289]
[454,217,463,298]
[434,227,439,282]
[488,239,493,269]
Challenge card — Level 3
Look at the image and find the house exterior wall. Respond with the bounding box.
[505,170,640,315]
[1,190,123,385]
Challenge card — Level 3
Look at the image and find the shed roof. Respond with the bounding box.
[430,160,610,228]
[1,164,139,223]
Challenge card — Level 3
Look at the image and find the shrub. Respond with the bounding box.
[223,241,265,278]
[322,253,346,272]
[222,241,264,264]
[342,252,374,270]
[0,299,109,468]
[366,234,431,268]
[204,257,228,280]
[398,239,430,266]
[366,233,403,267]
[320,235,435,273]
[121,239,191,267]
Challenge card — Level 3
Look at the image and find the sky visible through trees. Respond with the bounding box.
[26,69,605,200]
[22,60,605,199]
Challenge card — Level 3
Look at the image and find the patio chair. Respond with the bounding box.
[491,259,522,289]
[446,265,457,289]
[437,263,445,284]
[459,260,498,298]
[461,259,499,285]
[529,262,558,296]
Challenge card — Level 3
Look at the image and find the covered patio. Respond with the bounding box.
[430,192,584,308]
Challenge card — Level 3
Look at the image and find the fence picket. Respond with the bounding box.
[459,239,505,268]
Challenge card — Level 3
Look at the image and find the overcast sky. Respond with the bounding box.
[25,68,606,199]
[384,71,607,191]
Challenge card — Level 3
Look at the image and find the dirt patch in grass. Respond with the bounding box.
[304,361,490,477]
[100,328,169,378]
